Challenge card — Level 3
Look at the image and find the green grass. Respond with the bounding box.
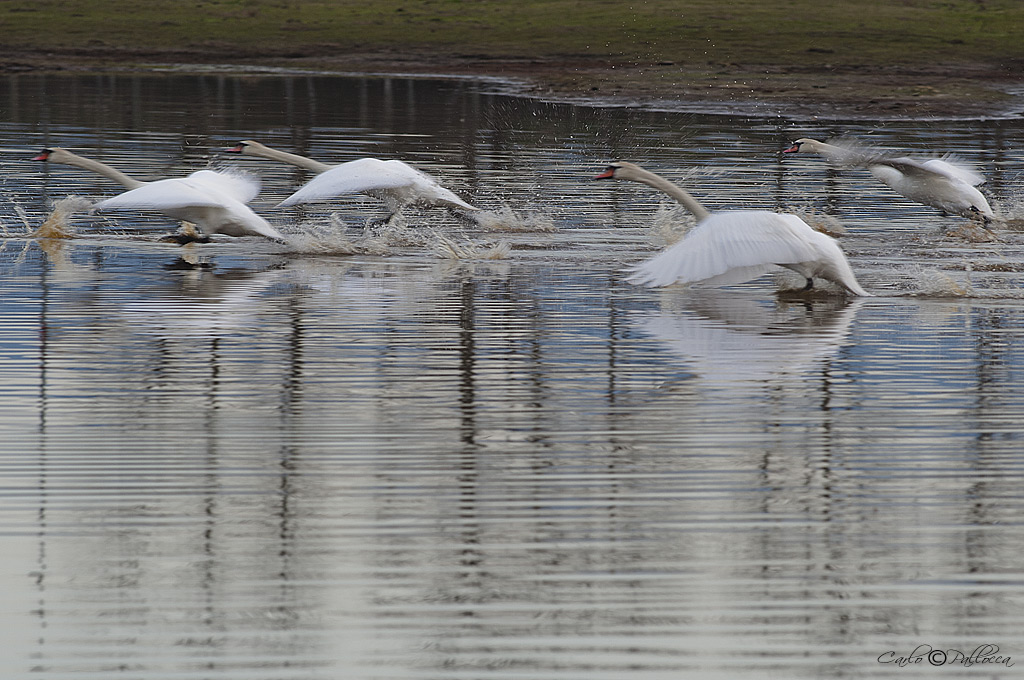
[2,0,1022,69]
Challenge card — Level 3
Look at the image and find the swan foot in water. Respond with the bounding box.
[160,231,212,245]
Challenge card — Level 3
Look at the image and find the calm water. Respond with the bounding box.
[2,72,1024,679]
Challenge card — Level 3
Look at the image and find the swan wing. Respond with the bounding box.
[94,175,284,240]
[626,211,821,288]
[278,158,417,206]
[185,169,262,203]
[920,157,986,186]
[814,140,986,187]
[872,156,985,187]
[419,185,479,211]
[94,178,230,211]
[279,158,477,210]
[379,160,479,210]
[696,264,779,287]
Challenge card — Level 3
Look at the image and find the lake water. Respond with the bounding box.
[2,71,1024,679]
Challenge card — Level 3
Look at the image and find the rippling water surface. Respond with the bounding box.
[3,73,1024,679]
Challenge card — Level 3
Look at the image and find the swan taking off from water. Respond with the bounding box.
[225,140,479,222]
[34,147,286,242]
[595,161,870,296]
[783,138,995,226]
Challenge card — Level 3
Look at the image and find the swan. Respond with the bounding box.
[33,147,286,242]
[225,140,479,222]
[783,138,995,225]
[595,161,871,296]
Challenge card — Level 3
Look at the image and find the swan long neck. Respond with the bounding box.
[625,165,711,221]
[244,143,331,173]
[52,150,145,189]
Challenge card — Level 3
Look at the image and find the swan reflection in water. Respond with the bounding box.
[635,289,865,388]
[115,266,288,341]
[114,256,442,344]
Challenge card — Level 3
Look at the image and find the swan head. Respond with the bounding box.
[594,161,644,181]
[224,140,266,155]
[34,148,91,166]
[33,147,67,162]
[783,138,824,154]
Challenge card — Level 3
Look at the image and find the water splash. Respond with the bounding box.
[991,191,1022,217]
[433,233,511,260]
[943,221,999,242]
[33,195,95,238]
[990,194,1024,231]
[360,215,435,248]
[769,270,853,297]
[281,213,438,255]
[283,227,396,256]
[649,202,696,245]
[475,205,557,233]
[906,266,977,297]
[790,208,848,237]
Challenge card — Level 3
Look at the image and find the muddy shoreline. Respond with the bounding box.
[4,46,1023,120]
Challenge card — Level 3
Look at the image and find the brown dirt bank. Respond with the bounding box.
[3,46,1022,120]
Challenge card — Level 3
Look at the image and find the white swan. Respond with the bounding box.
[783,138,995,225]
[225,140,479,221]
[596,161,871,296]
[33,147,286,242]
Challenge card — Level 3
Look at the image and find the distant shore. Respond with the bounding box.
[3,46,1021,120]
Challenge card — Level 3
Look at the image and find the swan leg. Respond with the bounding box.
[801,277,814,292]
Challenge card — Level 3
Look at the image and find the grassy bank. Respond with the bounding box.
[3,1,1022,117]
[4,0,1022,69]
